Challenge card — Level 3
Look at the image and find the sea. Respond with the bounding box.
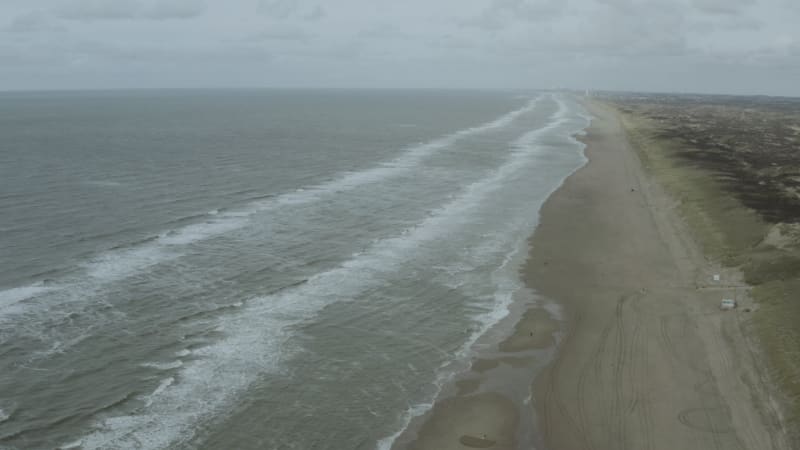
[0,89,590,449]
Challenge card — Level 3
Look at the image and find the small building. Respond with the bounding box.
[720,299,737,310]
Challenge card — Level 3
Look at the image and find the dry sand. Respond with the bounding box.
[402,100,790,450]
[526,101,790,450]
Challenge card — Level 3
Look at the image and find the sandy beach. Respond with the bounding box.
[401,99,791,450]
[525,101,790,450]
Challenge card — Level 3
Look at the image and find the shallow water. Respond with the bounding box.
[0,89,589,449]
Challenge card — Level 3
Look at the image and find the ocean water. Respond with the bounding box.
[0,89,590,449]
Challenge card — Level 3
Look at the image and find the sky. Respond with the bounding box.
[1,0,799,95]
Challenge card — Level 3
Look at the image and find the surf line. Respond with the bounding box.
[70,95,570,450]
[0,96,546,323]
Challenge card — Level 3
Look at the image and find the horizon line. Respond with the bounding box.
[0,85,798,99]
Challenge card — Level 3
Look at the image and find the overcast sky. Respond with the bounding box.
[1,0,799,95]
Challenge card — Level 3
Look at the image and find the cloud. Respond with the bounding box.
[144,0,207,20]
[65,39,272,65]
[4,10,65,33]
[483,0,689,59]
[688,15,762,34]
[595,0,634,8]
[357,25,410,40]
[257,0,297,19]
[246,26,314,42]
[691,0,754,15]
[56,0,142,20]
[462,0,567,31]
[702,36,800,68]
[55,0,205,21]
[303,5,326,21]
[256,2,324,22]
[0,0,798,95]
[430,34,476,50]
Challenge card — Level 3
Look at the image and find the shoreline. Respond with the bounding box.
[395,97,791,450]
[524,100,790,449]
[389,96,589,450]
[386,94,589,450]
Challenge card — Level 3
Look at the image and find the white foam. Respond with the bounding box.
[32,332,94,358]
[374,94,591,450]
[80,414,179,450]
[74,95,574,450]
[84,246,171,281]
[245,97,543,210]
[0,407,9,423]
[144,378,174,407]
[0,284,55,319]
[84,216,247,282]
[157,218,248,246]
[374,403,433,450]
[219,211,250,218]
[84,180,124,188]
[140,361,183,371]
[0,285,53,308]
[1,221,246,324]
[75,310,294,449]
[2,97,542,325]
[376,239,530,450]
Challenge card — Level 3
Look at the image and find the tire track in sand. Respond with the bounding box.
[545,311,592,450]
[610,294,628,450]
[576,305,615,450]
[627,291,654,450]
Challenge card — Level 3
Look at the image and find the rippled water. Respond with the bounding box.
[0,89,589,449]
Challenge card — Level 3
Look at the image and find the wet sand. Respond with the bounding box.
[398,300,559,449]
[402,100,790,450]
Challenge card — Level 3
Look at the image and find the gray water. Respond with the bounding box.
[0,89,589,449]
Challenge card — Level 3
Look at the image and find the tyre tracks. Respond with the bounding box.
[572,291,653,450]
[543,311,591,450]
[628,292,654,450]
